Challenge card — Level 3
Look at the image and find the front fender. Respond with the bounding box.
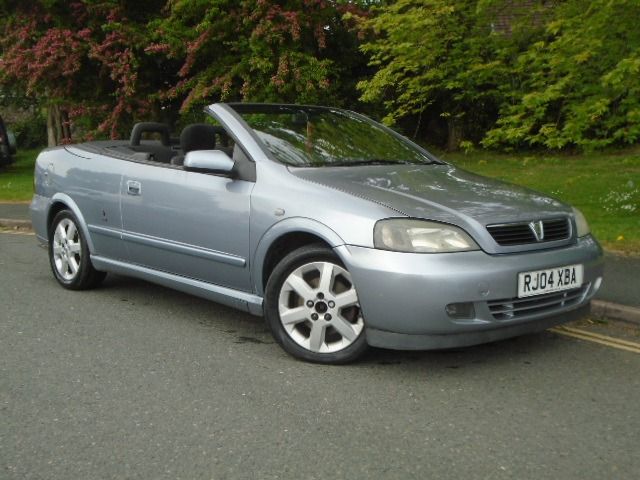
[251,216,346,296]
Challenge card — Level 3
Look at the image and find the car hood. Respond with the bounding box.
[289,164,570,227]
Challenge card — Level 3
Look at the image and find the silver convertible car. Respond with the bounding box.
[30,103,604,363]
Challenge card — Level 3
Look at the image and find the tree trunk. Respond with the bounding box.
[61,110,72,143]
[46,106,57,147]
[53,105,62,143]
[46,105,72,146]
[446,118,461,151]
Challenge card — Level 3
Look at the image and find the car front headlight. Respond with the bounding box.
[572,207,590,237]
[374,219,480,253]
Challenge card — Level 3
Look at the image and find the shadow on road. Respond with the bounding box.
[97,273,565,374]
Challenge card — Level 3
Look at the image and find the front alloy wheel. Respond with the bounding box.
[265,245,368,363]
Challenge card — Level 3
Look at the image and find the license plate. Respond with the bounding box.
[517,264,583,298]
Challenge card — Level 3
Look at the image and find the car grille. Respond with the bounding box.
[486,218,570,246]
[487,284,589,321]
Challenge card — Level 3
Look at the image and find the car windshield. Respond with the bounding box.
[228,104,439,167]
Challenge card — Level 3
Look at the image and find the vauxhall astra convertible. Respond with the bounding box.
[30,103,604,363]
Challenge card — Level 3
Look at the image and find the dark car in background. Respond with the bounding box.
[0,114,17,167]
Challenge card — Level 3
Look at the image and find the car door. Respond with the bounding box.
[120,160,253,292]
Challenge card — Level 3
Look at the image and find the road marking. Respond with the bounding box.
[550,326,640,354]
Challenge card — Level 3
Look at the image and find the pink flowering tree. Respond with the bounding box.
[0,1,165,144]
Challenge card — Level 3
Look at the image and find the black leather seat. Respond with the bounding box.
[171,124,218,166]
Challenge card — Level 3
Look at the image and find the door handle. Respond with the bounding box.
[127,180,142,196]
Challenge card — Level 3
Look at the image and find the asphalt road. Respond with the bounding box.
[2,233,639,480]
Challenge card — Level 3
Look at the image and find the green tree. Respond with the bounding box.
[357,0,505,150]
[146,0,368,119]
[484,0,640,150]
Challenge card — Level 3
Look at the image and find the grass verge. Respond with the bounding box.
[0,148,40,202]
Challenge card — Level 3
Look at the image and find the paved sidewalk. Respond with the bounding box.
[1,202,638,317]
[598,253,640,308]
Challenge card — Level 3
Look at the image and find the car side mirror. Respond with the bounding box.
[183,150,235,176]
[7,130,17,154]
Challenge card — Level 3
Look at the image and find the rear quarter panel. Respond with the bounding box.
[32,146,125,260]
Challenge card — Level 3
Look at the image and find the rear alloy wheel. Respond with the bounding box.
[49,210,106,290]
[265,245,368,363]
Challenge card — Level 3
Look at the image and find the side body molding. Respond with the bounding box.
[251,217,347,296]
[91,256,263,315]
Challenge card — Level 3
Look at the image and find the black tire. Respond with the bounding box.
[48,210,106,290]
[265,244,369,364]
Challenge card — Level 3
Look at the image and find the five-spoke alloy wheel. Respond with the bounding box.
[48,210,106,290]
[265,244,368,363]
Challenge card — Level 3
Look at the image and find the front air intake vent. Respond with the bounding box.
[487,285,589,321]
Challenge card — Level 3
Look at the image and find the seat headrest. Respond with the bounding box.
[181,124,217,154]
[130,122,171,146]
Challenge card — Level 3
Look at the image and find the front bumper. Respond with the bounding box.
[335,236,603,350]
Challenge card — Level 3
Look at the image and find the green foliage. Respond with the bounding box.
[0,0,638,151]
[484,0,640,150]
[11,113,47,148]
[358,0,640,151]
[356,0,506,149]
[146,0,367,115]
